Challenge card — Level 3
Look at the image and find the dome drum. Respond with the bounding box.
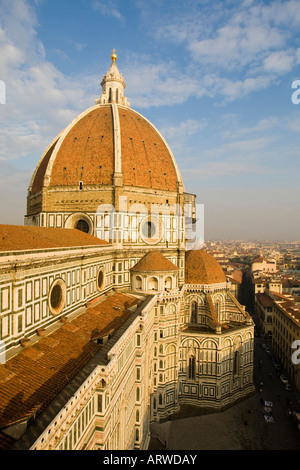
[130,251,179,293]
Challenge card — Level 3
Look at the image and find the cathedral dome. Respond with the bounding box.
[185,250,226,285]
[29,104,181,194]
[28,52,183,198]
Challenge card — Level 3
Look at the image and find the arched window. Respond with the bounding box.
[191,301,198,324]
[135,275,142,290]
[188,356,196,379]
[148,277,158,291]
[233,351,239,374]
[168,304,176,315]
[165,276,172,290]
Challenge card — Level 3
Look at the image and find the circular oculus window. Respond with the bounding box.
[48,279,66,315]
[65,213,93,234]
[97,267,105,291]
[140,216,163,245]
[75,219,90,233]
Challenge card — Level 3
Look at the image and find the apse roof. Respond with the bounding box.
[0,292,139,432]
[185,250,226,285]
[0,225,109,252]
[131,251,179,272]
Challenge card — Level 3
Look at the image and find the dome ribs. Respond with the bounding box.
[119,108,178,191]
[185,250,226,285]
[28,103,180,216]
[49,107,114,188]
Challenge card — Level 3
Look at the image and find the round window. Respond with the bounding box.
[140,215,163,245]
[75,219,90,233]
[141,221,156,239]
[97,268,105,291]
[48,280,66,315]
[51,284,62,309]
[65,213,93,234]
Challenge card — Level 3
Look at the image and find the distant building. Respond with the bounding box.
[252,275,282,295]
[251,256,277,274]
[282,278,300,296]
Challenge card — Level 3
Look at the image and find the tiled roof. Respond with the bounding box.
[256,292,273,307]
[131,251,179,272]
[256,291,300,322]
[271,292,300,320]
[185,250,226,285]
[0,292,139,432]
[282,278,300,288]
[252,256,267,263]
[0,225,109,252]
[227,269,243,284]
[30,104,179,194]
[119,107,178,190]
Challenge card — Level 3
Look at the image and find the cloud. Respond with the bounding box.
[158,119,207,157]
[91,0,125,23]
[222,116,279,139]
[0,0,102,227]
[123,58,205,108]
[136,0,300,103]
[0,0,97,165]
[218,75,275,101]
[188,19,285,71]
[263,50,295,74]
[75,42,87,52]
[0,160,31,224]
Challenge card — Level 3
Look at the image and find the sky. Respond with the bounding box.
[0,0,300,241]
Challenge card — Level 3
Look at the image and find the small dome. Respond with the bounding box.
[131,251,179,272]
[185,250,226,285]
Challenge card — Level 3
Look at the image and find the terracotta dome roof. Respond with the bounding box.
[131,251,179,272]
[185,250,226,285]
[29,104,182,194]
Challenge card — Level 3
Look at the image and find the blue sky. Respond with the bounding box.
[1,0,300,240]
